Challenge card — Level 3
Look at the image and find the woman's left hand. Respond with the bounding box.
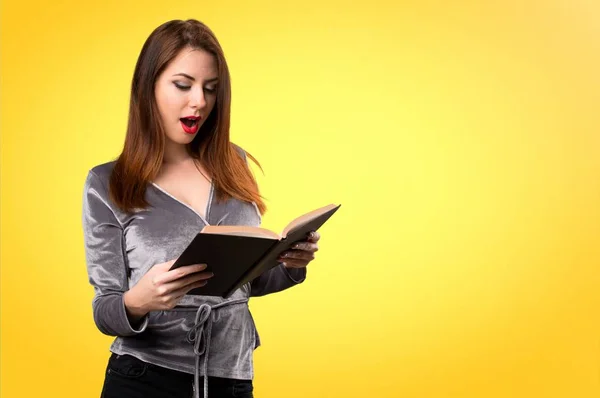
[278,231,320,268]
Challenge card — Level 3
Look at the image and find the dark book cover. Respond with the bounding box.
[170,204,341,298]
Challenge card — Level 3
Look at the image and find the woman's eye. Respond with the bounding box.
[174,83,191,90]
[204,87,216,93]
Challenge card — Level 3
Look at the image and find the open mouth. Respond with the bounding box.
[181,118,198,127]
[180,117,200,134]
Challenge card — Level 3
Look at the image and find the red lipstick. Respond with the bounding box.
[180,115,201,135]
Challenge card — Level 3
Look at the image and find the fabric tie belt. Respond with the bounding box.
[186,298,250,398]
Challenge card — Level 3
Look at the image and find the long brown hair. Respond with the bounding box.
[109,19,266,215]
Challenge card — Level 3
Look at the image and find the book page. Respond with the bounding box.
[201,225,281,240]
[282,204,339,238]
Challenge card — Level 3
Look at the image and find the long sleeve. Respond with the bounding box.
[250,263,307,297]
[82,171,149,336]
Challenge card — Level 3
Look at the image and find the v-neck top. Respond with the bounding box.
[150,180,214,224]
[81,150,307,383]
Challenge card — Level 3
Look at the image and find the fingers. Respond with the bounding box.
[159,270,213,292]
[307,231,320,243]
[153,271,212,307]
[155,259,177,271]
[178,270,214,285]
[153,263,208,285]
[280,258,309,268]
[278,249,315,262]
[279,232,321,264]
[287,231,320,253]
[140,261,213,311]
[172,278,209,298]
[291,242,319,252]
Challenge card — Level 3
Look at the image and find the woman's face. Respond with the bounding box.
[154,47,218,145]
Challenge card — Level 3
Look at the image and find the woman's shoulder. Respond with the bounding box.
[89,160,116,179]
[84,160,117,192]
[231,142,247,160]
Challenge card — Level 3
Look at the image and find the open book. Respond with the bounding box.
[170,203,341,298]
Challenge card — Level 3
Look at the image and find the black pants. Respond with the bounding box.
[100,353,254,398]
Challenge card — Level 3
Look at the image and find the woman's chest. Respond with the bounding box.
[152,169,212,221]
[119,187,262,271]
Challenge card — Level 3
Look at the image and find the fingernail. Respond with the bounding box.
[198,264,207,270]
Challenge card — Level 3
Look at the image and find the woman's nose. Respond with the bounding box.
[189,87,206,109]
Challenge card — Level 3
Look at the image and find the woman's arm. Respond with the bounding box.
[82,170,149,336]
[250,232,320,296]
[250,263,307,297]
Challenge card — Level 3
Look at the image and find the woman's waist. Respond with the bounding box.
[113,301,257,363]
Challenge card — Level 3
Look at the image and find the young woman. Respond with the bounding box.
[82,19,320,398]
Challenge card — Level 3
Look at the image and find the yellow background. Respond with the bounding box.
[2,0,600,397]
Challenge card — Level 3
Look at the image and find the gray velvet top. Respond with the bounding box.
[81,149,306,397]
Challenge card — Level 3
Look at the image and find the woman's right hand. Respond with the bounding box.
[124,260,213,322]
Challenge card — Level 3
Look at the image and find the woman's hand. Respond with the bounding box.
[278,231,320,269]
[124,260,213,321]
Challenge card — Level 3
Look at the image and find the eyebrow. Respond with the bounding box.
[172,73,218,83]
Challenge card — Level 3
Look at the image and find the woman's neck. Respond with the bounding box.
[163,141,192,165]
